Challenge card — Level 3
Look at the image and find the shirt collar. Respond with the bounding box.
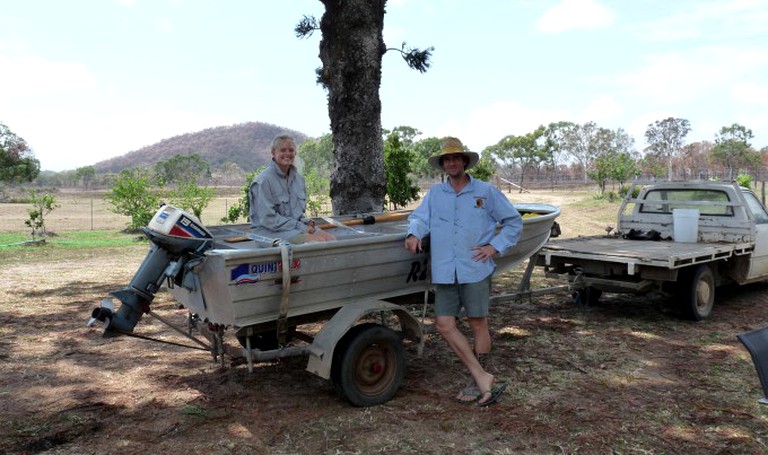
[270,159,295,178]
[440,174,475,194]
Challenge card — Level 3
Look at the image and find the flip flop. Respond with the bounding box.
[454,385,481,404]
[477,382,507,407]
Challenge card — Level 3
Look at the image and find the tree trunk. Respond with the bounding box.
[319,0,387,215]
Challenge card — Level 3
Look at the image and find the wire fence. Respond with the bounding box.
[0,195,248,234]
[0,178,587,235]
[0,188,347,235]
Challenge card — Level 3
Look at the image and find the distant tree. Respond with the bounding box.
[298,134,334,178]
[680,141,715,180]
[384,125,420,145]
[468,155,495,182]
[24,190,58,240]
[588,153,613,193]
[383,131,419,209]
[75,166,96,190]
[412,137,442,179]
[644,117,691,180]
[215,161,247,186]
[610,152,641,188]
[221,170,259,224]
[736,173,753,188]
[640,154,667,180]
[607,128,639,188]
[0,122,40,184]
[562,121,601,183]
[493,126,548,192]
[167,183,215,221]
[543,121,576,187]
[587,128,639,193]
[712,123,760,180]
[106,168,161,231]
[154,154,211,187]
[304,167,331,217]
[296,3,433,214]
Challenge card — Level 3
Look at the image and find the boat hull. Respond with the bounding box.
[169,203,559,330]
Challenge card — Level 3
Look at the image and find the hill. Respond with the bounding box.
[92,122,310,174]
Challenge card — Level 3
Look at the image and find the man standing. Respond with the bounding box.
[405,137,522,406]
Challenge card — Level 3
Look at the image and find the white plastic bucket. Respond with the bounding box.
[673,208,699,243]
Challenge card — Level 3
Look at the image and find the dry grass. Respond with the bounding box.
[2,187,768,454]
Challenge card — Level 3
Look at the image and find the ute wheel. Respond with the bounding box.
[331,323,406,407]
[680,265,715,321]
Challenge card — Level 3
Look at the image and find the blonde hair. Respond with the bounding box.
[270,134,296,152]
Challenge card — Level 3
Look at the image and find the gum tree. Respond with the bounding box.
[0,122,40,184]
[644,117,691,180]
[296,1,433,214]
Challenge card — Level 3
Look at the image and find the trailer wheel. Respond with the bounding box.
[331,323,406,407]
[236,326,295,350]
[680,265,715,321]
[584,287,602,305]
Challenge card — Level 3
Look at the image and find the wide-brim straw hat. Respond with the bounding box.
[428,137,479,171]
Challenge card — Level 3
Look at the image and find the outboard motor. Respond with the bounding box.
[88,205,213,335]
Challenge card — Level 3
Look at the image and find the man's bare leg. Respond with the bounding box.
[436,315,494,401]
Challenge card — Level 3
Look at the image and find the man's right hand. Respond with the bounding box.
[404,234,422,253]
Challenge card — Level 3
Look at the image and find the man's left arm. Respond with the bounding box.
[488,190,523,256]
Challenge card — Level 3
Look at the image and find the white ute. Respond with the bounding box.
[536,181,768,320]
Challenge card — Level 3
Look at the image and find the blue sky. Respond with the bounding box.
[2,0,767,172]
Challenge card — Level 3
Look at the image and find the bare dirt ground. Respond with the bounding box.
[2,189,768,454]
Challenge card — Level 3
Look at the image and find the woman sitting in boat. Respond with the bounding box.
[248,134,335,243]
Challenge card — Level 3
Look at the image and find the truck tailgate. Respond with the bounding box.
[539,236,754,274]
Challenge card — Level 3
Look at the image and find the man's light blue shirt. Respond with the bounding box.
[407,176,523,284]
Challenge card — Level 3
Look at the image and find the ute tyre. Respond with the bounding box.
[331,323,406,407]
[680,265,715,321]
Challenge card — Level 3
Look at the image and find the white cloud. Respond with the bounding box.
[21,104,235,171]
[536,0,615,33]
[732,82,768,106]
[0,51,97,100]
[611,45,768,105]
[631,0,768,41]
[435,101,572,151]
[154,17,175,34]
[578,96,622,125]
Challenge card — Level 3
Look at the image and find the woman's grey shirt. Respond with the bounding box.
[248,160,310,239]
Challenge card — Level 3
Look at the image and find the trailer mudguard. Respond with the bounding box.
[305,300,423,379]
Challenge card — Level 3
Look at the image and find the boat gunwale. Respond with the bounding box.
[205,203,560,261]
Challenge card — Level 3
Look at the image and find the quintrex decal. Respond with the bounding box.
[230,259,301,285]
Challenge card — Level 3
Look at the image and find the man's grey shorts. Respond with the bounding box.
[434,274,492,318]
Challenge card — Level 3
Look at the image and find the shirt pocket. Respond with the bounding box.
[274,193,291,217]
[296,194,308,214]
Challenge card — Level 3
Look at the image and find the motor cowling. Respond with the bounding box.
[88,205,213,335]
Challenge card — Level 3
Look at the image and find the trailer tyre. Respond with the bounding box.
[235,326,295,350]
[331,323,406,407]
[680,265,715,321]
[572,287,602,305]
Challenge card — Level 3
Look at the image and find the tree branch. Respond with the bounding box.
[386,42,434,73]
